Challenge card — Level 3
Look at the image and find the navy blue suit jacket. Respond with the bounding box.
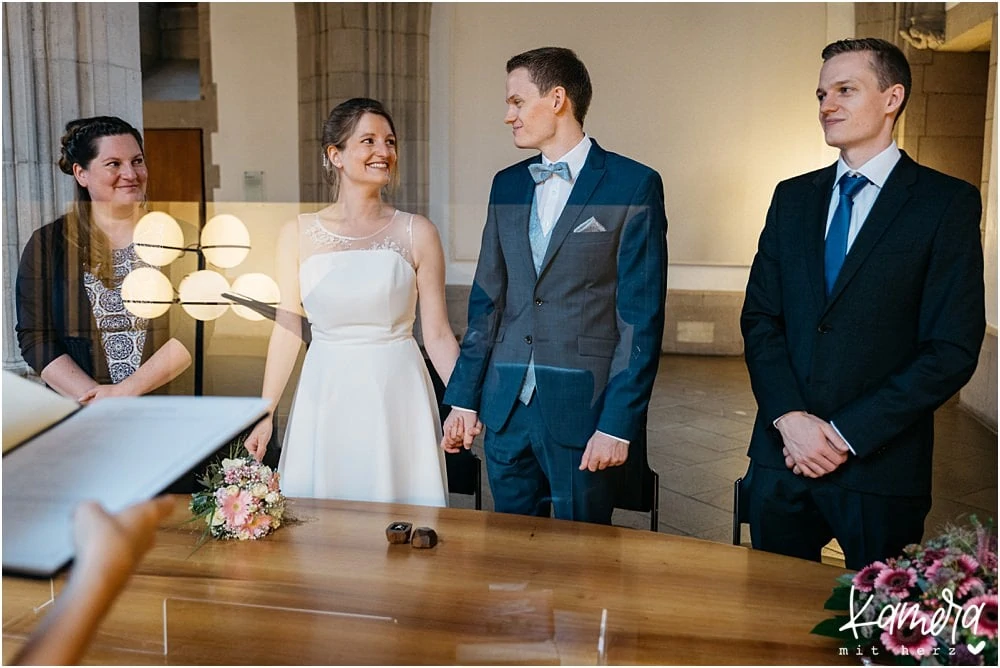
[445,140,668,447]
[741,153,985,497]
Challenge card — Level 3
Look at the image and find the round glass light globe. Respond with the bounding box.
[230,273,281,321]
[178,270,231,321]
[120,267,173,318]
[133,212,184,267]
[201,214,250,268]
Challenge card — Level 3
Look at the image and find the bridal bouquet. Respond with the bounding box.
[189,447,288,541]
[812,517,997,665]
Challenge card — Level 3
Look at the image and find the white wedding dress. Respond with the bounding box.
[277,210,448,507]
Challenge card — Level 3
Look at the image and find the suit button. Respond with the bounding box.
[524,335,532,344]
[535,299,543,306]
[818,324,832,334]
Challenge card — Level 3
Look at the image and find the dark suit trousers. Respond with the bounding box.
[484,395,618,524]
[747,463,931,570]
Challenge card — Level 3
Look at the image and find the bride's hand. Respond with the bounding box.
[244,416,273,462]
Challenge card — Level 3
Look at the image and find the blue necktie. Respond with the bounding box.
[824,173,869,295]
[528,161,570,184]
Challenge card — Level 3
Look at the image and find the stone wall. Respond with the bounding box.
[2,3,143,372]
[295,3,431,213]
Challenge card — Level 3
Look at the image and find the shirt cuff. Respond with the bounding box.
[597,430,629,446]
[829,421,856,456]
[451,406,476,414]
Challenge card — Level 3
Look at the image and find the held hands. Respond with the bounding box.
[440,409,483,453]
[775,411,850,478]
[579,431,629,472]
[244,415,274,462]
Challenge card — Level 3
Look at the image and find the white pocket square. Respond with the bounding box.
[573,217,606,233]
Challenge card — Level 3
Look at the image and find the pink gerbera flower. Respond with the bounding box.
[219,489,254,529]
[874,567,917,597]
[853,562,887,593]
[247,513,272,539]
[965,594,998,639]
[881,610,936,657]
[953,554,983,597]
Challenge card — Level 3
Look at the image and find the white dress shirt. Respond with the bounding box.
[535,135,592,235]
[825,142,902,250]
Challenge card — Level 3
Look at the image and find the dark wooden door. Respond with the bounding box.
[143,128,204,203]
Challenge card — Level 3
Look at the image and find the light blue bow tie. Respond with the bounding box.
[528,161,571,184]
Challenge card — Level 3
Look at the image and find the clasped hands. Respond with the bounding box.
[775,411,850,478]
[439,410,628,472]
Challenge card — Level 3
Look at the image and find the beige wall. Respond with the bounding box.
[432,3,850,289]
[209,3,298,203]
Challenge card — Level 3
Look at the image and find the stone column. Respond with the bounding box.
[296,3,430,213]
[2,2,143,372]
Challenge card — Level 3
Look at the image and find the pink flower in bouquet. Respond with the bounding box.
[880,609,936,657]
[853,561,887,593]
[875,567,917,597]
[248,513,272,538]
[965,594,998,639]
[928,554,984,597]
[955,554,983,594]
[220,489,254,529]
[916,548,947,570]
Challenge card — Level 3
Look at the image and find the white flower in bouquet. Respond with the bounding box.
[221,458,243,471]
[251,483,268,498]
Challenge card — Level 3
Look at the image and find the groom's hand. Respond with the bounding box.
[579,431,629,472]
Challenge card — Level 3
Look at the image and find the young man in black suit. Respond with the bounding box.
[741,38,985,569]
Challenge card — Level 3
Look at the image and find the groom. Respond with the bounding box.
[442,47,668,524]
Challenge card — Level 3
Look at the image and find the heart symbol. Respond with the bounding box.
[968,640,986,655]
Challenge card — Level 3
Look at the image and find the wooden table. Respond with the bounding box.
[2,496,852,665]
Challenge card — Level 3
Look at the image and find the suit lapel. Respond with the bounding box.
[537,141,607,277]
[807,165,837,311]
[507,156,542,281]
[824,153,917,312]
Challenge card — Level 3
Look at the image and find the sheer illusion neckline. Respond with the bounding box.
[314,209,398,241]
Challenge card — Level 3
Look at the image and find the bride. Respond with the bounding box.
[243,98,477,506]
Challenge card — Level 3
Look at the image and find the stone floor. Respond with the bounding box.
[449,355,998,565]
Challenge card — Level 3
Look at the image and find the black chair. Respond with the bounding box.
[732,465,752,546]
[612,419,660,532]
[446,448,483,510]
[424,354,483,509]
